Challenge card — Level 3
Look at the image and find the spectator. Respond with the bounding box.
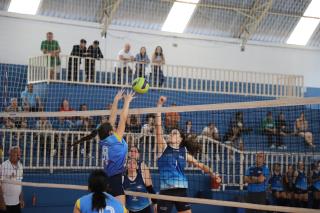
[151,46,165,87]
[36,116,53,130]
[73,170,126,213]
[244,153,270,213]
[269,163,286,206]
[165,103,180,133]
[134,47,150,78]
[261,111,276,149]
[202,123,219,141]
[75,104,93,131]
[100,103,112,126]
[141,114,155,135]
[184,120,195,137]
[117,43,134,84]
[21,84,42,112]
[284,164,295,207]
[68,39,88,81]
[4,98,22,129]
[40,32,61,80]
[0,146,24,213]
[60,99,73,112]
[294,112,314,147]
[275,112,288,149]
[126,114,141,133]
[56,99,74,130]
[85,40,103,82]
[293,161,308,208]
[224,112,251,151]
[310,161,320,209]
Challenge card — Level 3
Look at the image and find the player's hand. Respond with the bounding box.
[153,204,157,213]
[123,90,135,103]
[114,89,125,102]
[157,96,166,107]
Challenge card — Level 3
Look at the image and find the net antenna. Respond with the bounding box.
[100,0,121,38]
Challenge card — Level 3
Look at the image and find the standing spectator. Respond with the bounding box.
[85,40,103,82]
[0,146,24,213]
[261,111,276,149]
[293,161,308,208]
[269,163,286,206]
[151,46,165,87]
[202,123,219,141]
[134,47,150,78]
[275,112,288,149]
[4,98,22,129]
[21,84,42,112]
[294,112,314,147]
[75,104,93,131]
[165,103,180,133]
[68,39,88,81]
[40,32,61,80]
[117,43,134,84]
[244,153,270,213]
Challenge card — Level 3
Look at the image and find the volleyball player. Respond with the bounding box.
[123,158,156,213]
[293,161,308,208]
[269,163,286,206]
[73,89,135,205]
[283,164,294,206]
[155,96,215,213]
[310,161,320,209]
[73,170,127,213]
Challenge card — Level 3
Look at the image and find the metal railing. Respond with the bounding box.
[28,55,304,97]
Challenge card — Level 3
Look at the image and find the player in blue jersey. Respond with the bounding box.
[293,161,308,208]
[124,158,157,213]
[73,170,127,213]
[310,161,320,209]
[155,96,215,213]
[72,89,135,205]
[269,163,286,206]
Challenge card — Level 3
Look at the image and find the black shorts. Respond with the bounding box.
[107,173,124,197]
[294,187,308,194]
[157,188,191,212]
[129,205,152,213]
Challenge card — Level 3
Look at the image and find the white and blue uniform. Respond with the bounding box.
[75,192,127,213]
[311,170,320,191]
[158,146,188,190]
[100,133,128,177]
[123,172,151,212]
[269,173,284,192]
[295,170,308,191]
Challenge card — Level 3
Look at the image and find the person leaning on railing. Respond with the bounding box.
[21,83,43,112]
[151,46,165,87]
[117,43,134,85]
[40,32,61,80]
[68,39,88,82]
[134,47,150,78]
[85,40,103,83]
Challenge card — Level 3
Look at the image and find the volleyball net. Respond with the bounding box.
[1,95,320,212]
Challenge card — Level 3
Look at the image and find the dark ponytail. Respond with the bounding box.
[180,132,202,156]
[88,170,109,211]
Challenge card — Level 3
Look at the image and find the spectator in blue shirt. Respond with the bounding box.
[134,47,150,78]
[245,153,270,213]
[21,84,43,112]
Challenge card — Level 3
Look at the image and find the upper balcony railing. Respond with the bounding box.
[28,54,304,97]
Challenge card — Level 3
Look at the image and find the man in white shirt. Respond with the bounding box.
[0,146,24,213]
[116,43,134,84]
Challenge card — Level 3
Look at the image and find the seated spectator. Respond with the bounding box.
[262,111,276,149]
[294,112,314,147]
[41,32,61,80]
[184,120,195,137]
[36,116,52,130]
[165,103,180,133]
[293,161,308,208]
[85,40,103,82]
[224,112,251,151]
[75,104,93,131]
[134,47,150,78]
[60,99,73,112]
[202,123,219,141]
[116,43,134,84]
[100,103,112,126]
[126,114,141,133]
[275,112,289,149]
[141,114,155,135]
[21,83,43,112]
[151,46,165,87]
[58,99,74,130]
[68,39,87,81]
[269,163,286,206]
[4,98,22,128]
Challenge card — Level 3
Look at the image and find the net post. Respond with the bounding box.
[49,134,54,174]
[239,150,244,190]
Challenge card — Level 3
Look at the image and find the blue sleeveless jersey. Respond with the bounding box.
[158,146,188,190]
[269,174,284,191]
[312,171,320,191]
[295,171,308,190]
[76,192,126,213]
[100,133,128,177]
[123,172,151,212]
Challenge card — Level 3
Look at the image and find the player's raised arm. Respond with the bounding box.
[109,89,125,127]
[155,96,167,154]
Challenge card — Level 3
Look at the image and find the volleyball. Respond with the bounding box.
[132,77,149,94]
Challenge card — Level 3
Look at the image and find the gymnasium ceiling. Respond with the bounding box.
[1,0,319,48]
